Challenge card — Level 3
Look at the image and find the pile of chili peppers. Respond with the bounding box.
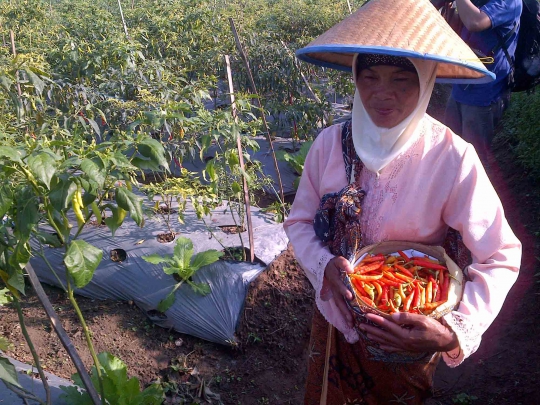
[350,250,451,315]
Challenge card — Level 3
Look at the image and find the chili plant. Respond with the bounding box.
[0,60,168,403]
[142,236,223,312]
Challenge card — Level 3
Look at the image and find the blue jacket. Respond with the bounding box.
[452,0,522,106]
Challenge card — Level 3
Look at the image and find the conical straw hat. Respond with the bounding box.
[296,0,495,83]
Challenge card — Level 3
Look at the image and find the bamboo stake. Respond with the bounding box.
[9,30,22,98]
[117,0,129,38]
[228,18,286,213]
[224,55,255,263]
[347,0,353,14]
[25,264,102,405]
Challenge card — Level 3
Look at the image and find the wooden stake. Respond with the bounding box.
[347,0,353,14]
[224,55,255,263]
[117,0,129,38]
[9,30,22,98]
[229,18,286,213]
[25,264,102,405]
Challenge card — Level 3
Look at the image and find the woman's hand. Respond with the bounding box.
[358,312,459,353]
[321,256,355,328]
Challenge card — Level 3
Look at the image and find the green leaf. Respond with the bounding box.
[28,151,57,189]
[190,249,223,272]
[115,187,144,226]
[173,237,193,272]
[141,254,171,265]
[110,152,137,170]
[64,240,103,288]
[161,265,177,275]
[80,158,106,189]
[86,118,101,137]
[0,356,21,388]
[188,280,211,296]
[34,230,63,248]
[130,156,161,171]
[139,384,165,405]
[157,290,175,312]
[104,205,126,237]
[49,176,77,211]
[137,138,169,171]
[98,352,128,395]
[14,189,38,240]
[0,336,10,351]
[231,181,242,195]
[59,385,91,405]
[24,69,46,95]
[0,146,22,164]
[0,288,11,306]
[0,185,13,219]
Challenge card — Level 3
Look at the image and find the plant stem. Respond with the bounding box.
[65,277,106,404]
[36,246,67,292]
[12,298,51,405]
[24,264,101,405]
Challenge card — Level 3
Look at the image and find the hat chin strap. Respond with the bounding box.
[351,55,437,174]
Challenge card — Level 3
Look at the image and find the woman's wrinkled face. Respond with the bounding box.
[356,65,420,128]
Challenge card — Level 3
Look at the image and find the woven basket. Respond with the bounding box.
[343,241,464,362]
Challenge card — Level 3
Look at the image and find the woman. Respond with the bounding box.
[284,0,521,403]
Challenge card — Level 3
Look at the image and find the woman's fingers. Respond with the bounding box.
[325,256,354,300]
[323,256,355,327]
[335,294,354,327]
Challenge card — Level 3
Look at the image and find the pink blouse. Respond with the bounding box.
[283,116,521,367]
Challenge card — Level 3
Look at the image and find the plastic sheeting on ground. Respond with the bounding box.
[30,198,288,346]
[0,352,73,405]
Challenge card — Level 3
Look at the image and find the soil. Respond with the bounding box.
[1,92,539,404]
[157,232,176,243]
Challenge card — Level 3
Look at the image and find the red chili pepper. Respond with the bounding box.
[426,281,433,304]
[403,290,415,312]
[429,275,440,302]
[394,264,414,278]
[423,300,445,311]
[359,295,375,308]
[359,254,385,264]
[350,273,383,281]
[440,273,450,302]
[380,277,402,288]
[372,281,383,304]
[412,284,421,309]
[411,258,447,271]
[380,284,389,305]
[354,261,384,274]
[398,250,410,262]
[351,278,367,297]
[393,272,414,283]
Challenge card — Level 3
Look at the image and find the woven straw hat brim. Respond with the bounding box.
[296,0,495,84]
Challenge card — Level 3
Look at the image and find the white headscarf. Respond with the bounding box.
[351,55,438,174]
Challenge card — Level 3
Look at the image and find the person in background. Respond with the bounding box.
[441,0,522,163]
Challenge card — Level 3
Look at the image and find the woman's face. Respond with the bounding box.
[356,65,420,128]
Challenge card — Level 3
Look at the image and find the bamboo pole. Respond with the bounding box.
[117,0,129,38]
[25,264,102,405]
[347,0,353,14]
[228,18,286,213]
[224,55,255,263]
[9,31,22,98]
